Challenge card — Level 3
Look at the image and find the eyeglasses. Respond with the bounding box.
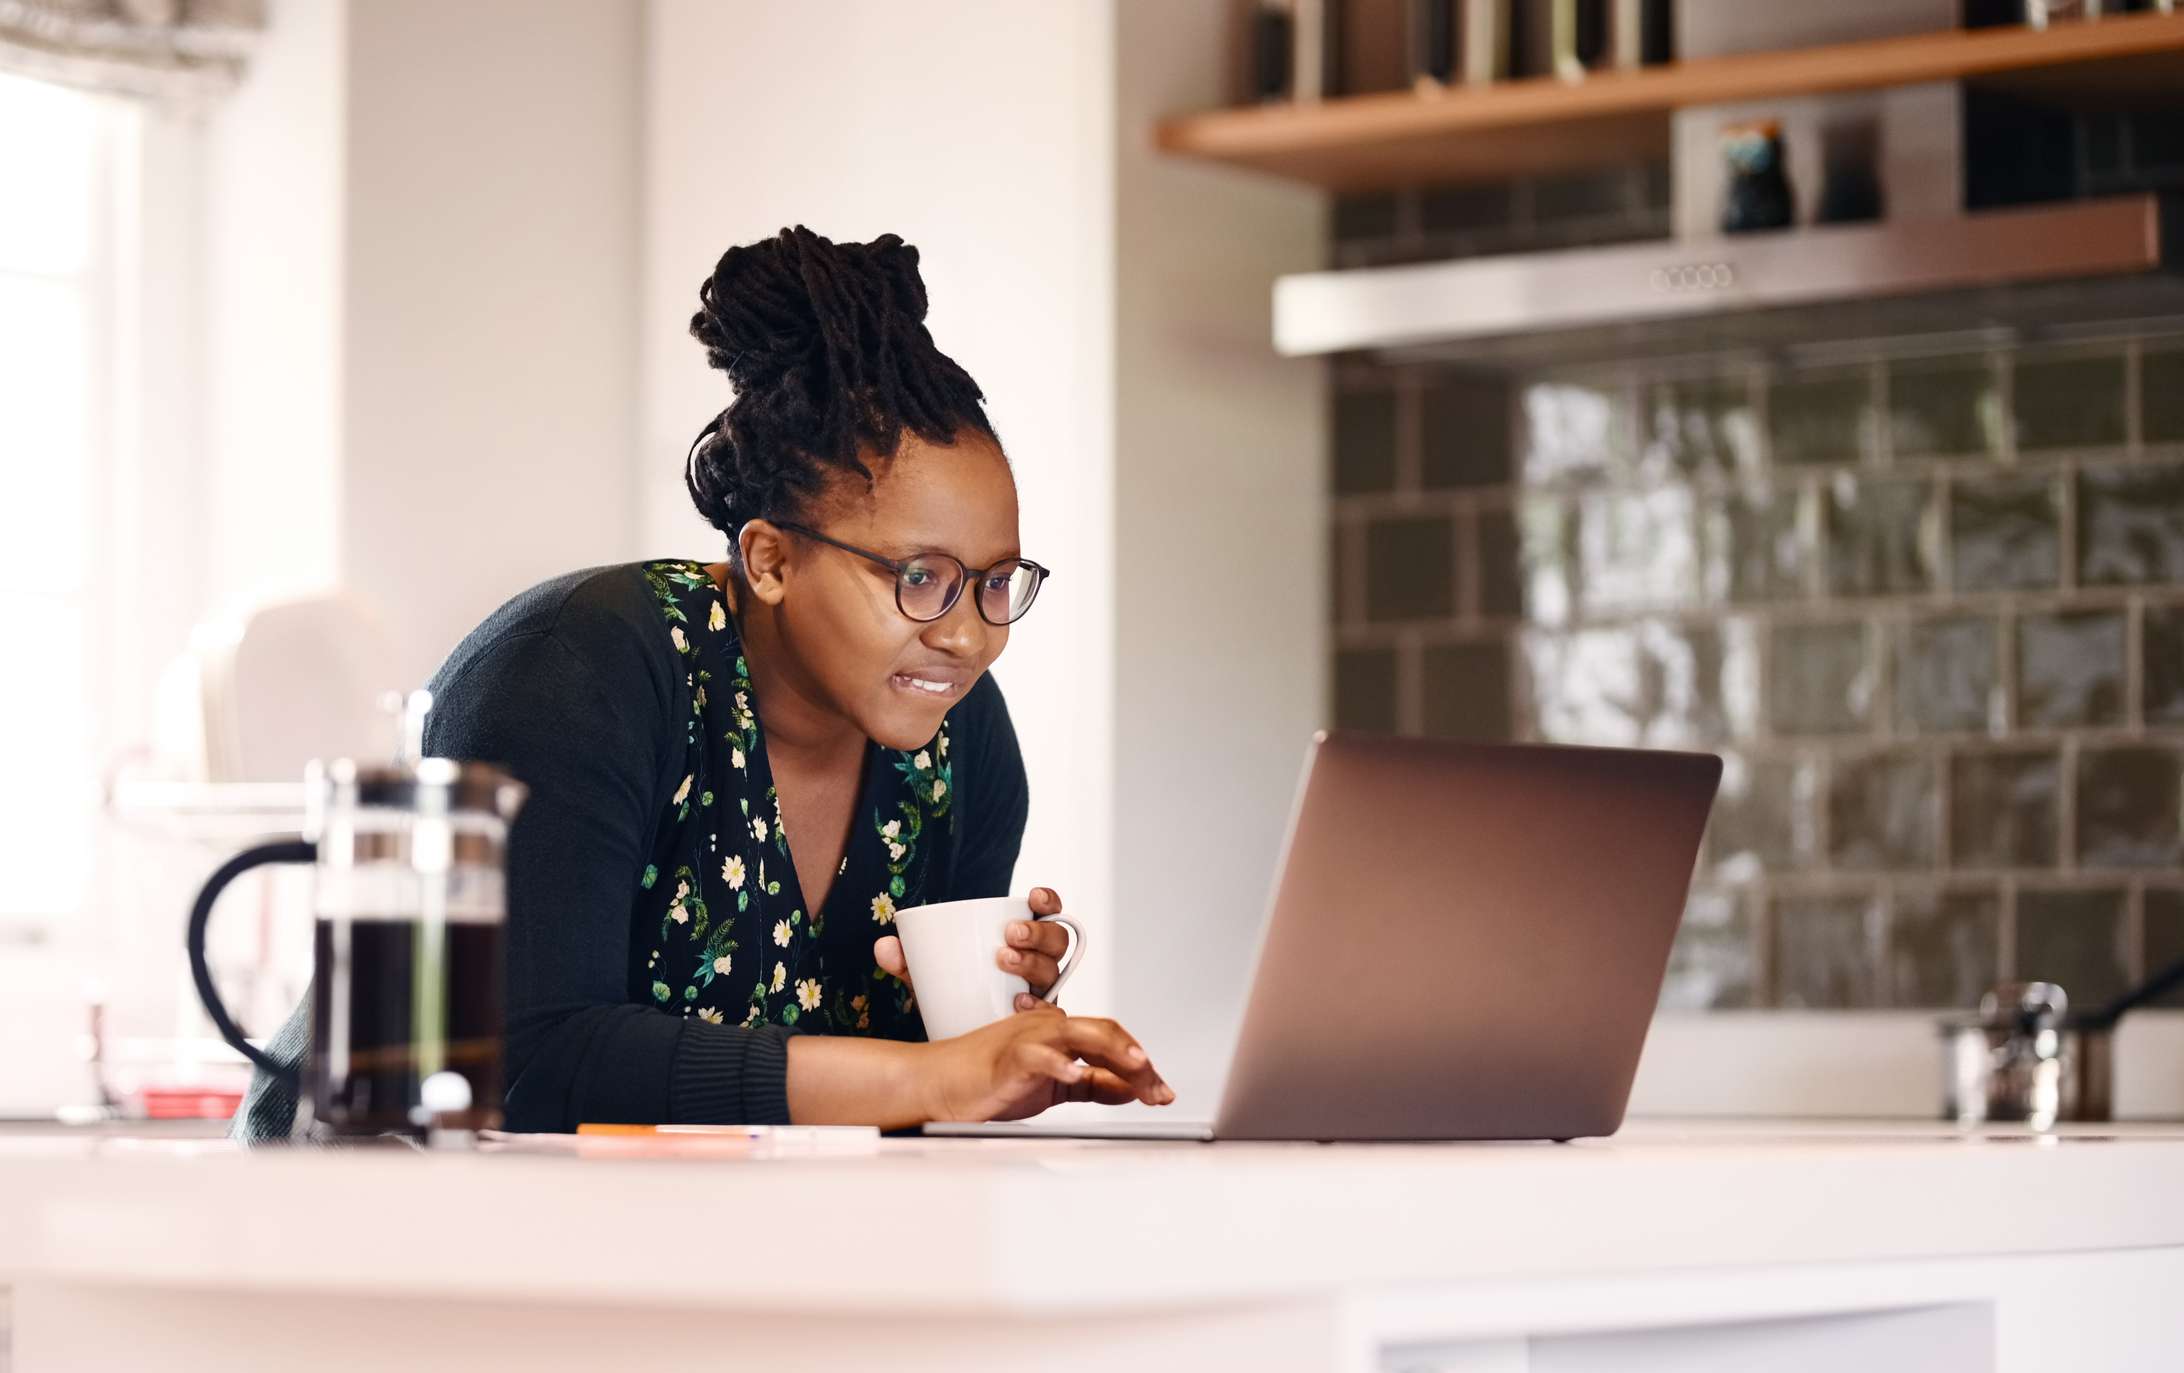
[771,522,1051,626]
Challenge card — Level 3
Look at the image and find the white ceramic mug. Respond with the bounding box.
[893,895,1084,1041]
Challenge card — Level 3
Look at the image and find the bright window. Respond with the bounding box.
[0,72,131,923]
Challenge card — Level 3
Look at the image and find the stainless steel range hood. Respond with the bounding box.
[1274,194,2184,368]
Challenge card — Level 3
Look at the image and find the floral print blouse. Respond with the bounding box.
[638,560,960,1041]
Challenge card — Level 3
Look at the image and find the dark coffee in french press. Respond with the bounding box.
[187,692,525,1138]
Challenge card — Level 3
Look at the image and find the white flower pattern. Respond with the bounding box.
[638,560,961,1040]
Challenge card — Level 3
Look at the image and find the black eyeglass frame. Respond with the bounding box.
[769,521,1051,626]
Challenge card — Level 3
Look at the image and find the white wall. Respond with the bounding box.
[342,0,644,685]
[119,102,212,723]
[201,0,645,688]
[641,0,1124,1011]
[201,0,345,613]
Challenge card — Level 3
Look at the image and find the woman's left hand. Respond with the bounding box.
[870,886,1074,1009]
[1003,886,1073,1011]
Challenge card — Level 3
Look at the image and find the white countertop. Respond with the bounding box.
[5,1119,2183,1316]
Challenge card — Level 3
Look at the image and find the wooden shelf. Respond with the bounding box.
[1154,11,2184,193]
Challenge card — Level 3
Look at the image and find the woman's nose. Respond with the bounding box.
[921,590,990,657]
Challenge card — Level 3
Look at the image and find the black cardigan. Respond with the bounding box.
[231,560,1029,1140]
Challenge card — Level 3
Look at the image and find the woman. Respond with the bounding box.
[235,226,1170,1138]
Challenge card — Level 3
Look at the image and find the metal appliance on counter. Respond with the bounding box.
[184,691,525,1142]
[1940,958,2184,1128]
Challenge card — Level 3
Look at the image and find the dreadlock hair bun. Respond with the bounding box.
[684,225,997,544]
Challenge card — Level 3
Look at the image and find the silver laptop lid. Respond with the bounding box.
[1211,733,1721,1142]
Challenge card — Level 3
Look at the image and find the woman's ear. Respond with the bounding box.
[738,521,791,606]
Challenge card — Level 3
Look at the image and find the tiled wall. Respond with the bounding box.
[1327,184,2184,1014]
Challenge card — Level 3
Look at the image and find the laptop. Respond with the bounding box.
[925,731,1722,1143]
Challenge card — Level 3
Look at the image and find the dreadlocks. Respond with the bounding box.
[683,225,999,550]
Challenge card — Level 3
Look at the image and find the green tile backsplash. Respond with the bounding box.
[2012,349,2128,452]
[1704,485,1813,603]
[1475,508,1524,620]
[1888,354,2003,459]
[1642,375,1759,474]
[1332,387,1398,495]
[1827,476,1936,597]
[1420,374,1511,489]
[2148,889,2184,1007]
[2078,463,2184,586]
[1420,640,1512,741]
[1363,515,1454,622]
[1708,754,1812,875]
[2147,606,2184,724]
[1773,893,1881,1009]
[1829,752,1939,871]
[1894,616,1997,735]
[1522,379,1626,482]
[1951,475,2061,592]
[2145,346,2184,445]
[1663,888,1756,1010]
[1334,645,1399,735]
[2015,888,2132,1008]
[1949,750,2060,869]
[1330,300,2184,1012]
[1887,889,2000,1010]
[2017,610,2127,728]
[2076,746,2184,869]
[1772,368,1875,466]
[1767,621,1873,736]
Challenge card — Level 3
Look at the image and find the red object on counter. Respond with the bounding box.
[138,1086,245,1120]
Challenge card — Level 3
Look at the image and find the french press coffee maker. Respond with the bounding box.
[186,691,525,1137]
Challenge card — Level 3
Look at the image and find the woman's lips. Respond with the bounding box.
[890,672,965,699]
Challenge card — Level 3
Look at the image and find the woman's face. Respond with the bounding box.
[753,432,1021,751]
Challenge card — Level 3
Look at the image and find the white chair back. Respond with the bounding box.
[195,591,403,783]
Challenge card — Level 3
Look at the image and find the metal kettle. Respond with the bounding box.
[1939,982,2102,1130]
[1939,956,2184,1129]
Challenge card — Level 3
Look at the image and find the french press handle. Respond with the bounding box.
[185,837,318,1084]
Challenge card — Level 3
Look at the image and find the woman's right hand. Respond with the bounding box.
[922,1008,1174,1123]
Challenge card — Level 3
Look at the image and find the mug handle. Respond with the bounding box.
[1034,914,1083,1006]
[186,837,317,1085]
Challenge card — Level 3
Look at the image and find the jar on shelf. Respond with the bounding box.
[1720,118,1795,234]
